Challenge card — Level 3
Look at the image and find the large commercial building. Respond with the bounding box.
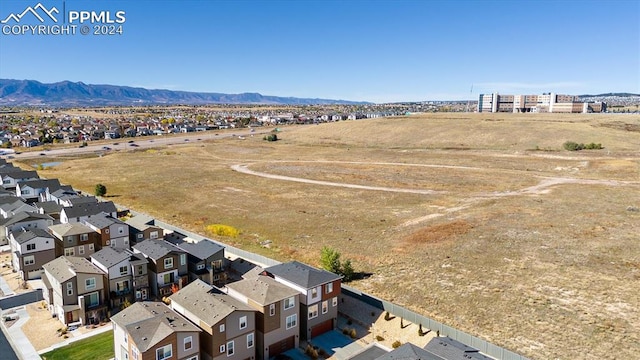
[478,93,606,113]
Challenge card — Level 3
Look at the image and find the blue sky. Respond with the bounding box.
[0,0,638,103]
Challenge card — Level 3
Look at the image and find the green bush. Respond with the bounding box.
[564,141,603,151]
[94,184,107,197]
[392,340,402,349]
[263,134,278,142]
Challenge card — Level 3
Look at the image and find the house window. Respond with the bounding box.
[286,314,297,329]
[180,254,186,266]
[121,346,128,360]
[137,233,143,239]
[118,226,125,234]
[311,287,318,298]
[226,341,234,356]
[136,291,141,299]
[150,231,158,239]
[332,297,338,307]
[26,243,36,251]
[219,324,225,333]
[66,236,73,243]
[124,238,129,246]
[80,234,88,241]
[132,346,139,360]
[110,241,116,248]
[64,248,75,256]
[86,292,99,307]
[247,333,254,348]
[78,245,84,255]
[23,255,35,266]
[164,257,173,269]
[156,344,172,360]
[105,228,109,234]
[89,244,94,251]
[186,357,198,360]
[116,280,129,293]
[219,345,225,353]
[184,336,192,351]
[322,300,328,314]
[325,282,333,294]
[196,263,205,270]
[163,273,172,285]
[239,315,247,329]
[119,266,128,275]
[85,277,96,290]
[308,304,318,319]
[269,303,275,316]
[284,297,295,310]
[137,265,143,275]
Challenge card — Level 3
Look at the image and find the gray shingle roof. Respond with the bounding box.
[13,228,54,244]
[265,261,342,288]
[347,343,390,360]
[1,170,39,180]
[0,211,53,226]
[91,247,133,269]
[226,275,299,306]
[172,239,224,261]
[170,279,253,328]
[133,239,184,261]
[124,214,155,228]
[34,201,63,214]
[83,213,124,229]
[61,201,116,218]
[111,301,201,352]
[17,179,62,192]
[43,256,105,283]
[423,337,492,360]
[376,343,444,360]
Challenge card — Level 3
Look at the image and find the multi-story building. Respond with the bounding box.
[49,222,100,258]
[9,228,56,281]
[90,247,149,308]
[132,239,189,298]
[111,301,201,360]
[478,93,606,113]
[263,261,342,340]
[225,275,301,359]
[83,213,130,249]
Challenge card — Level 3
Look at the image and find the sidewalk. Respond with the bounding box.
[1,306,40,359]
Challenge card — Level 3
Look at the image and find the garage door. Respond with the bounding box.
[268,336,295,357]
[27,269,43,280]
[310,319,333,338]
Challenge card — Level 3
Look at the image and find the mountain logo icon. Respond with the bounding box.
[1,3,59,24]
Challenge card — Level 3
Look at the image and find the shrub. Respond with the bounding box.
[94,183,107,197]
[384,311,392,321]
[349,328,357,339]
[392,340,402,349]
[376,335,385,341]
[205,224,240,238]
[563,141,583,151]
[263,134,278,142]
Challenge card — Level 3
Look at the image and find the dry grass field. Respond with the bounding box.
[31,112,640,359]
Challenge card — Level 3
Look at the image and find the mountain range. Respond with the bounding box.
[0,79,371,106]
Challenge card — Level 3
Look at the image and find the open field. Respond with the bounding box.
[32,113,640,359]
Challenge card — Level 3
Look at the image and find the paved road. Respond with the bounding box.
[7,128,266,160]
[0,327,19,360]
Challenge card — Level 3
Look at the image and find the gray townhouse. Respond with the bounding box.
[166,236,226,286]
[226,275,301,359]
[42,256,108,325]
[0,211,54,246]
[59,201,118,224]
[132,239,189,298]
[15,178,62,203]
[170,280,257,360]
[263,261,342,340]
[49,222,101,258]
[91,246,150,308]
[125,213,164,245]
[1,170,39,190]
[9,228,56,281]
[112,301,201,360]
[0,197,37,218]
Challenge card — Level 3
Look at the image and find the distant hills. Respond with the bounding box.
[0,79,371,106]
[578,92,639,97]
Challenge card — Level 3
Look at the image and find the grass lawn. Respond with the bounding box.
[41,331,114,360]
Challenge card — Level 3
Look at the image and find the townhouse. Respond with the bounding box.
[1,170,39,190]
[91,247,150,308]
[170,280,256,360]
[167,237,226,286]
[0,211,54,246]
[111,301,201,360]
[83,213,131,249]
[42,256,108,325]
[132,239,189,298]
[263,261,342,340]
[125,213,164,245]
[59,201,117,224]
[9,228,56,280]
[15,178,62,203]
[226,275,301,359]
[49,222,101,258]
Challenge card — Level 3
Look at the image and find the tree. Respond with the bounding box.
[320,246,341,274]
[95,183,107,197]
[341,259,354,282]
